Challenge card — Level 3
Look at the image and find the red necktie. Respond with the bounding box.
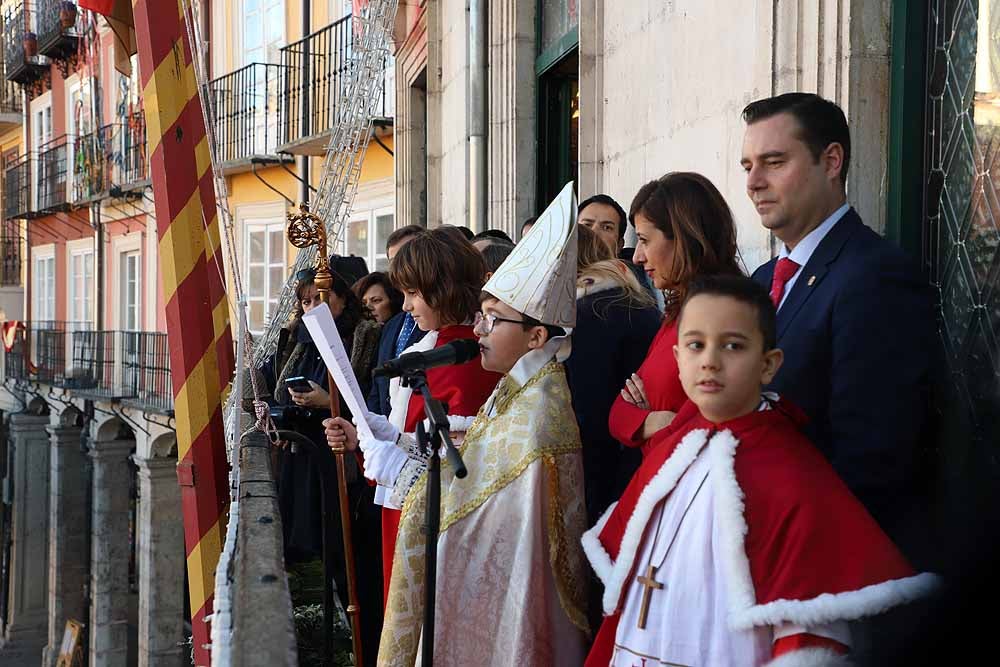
[770,257,801,308]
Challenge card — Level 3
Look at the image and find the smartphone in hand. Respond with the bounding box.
[285,375,314,393]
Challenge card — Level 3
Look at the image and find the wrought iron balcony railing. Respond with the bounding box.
[0,224,21,286]
[3,3,49,86]
[73,117,148,203]
[66,330,131,397]
[30,320,91,386]
[37,0,79,63]
[208,62,288,171]
[121,331,173,415]
[3,321,27,382]
[36,135,72,213]
[3,154,32,219]
[0,78,22,117]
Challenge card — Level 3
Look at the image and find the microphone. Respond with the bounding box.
[373,339,481,379]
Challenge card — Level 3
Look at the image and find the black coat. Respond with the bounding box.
[563,283,662,526]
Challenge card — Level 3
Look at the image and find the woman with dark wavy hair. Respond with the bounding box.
[324,226,501,605]
[608,172,745,455]
[353,271,404,325]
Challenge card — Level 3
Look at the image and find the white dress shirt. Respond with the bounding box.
[775,202,850,310]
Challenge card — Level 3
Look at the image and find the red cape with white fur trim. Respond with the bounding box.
[583,399,938,667]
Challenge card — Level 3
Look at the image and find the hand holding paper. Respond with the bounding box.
[302,303,375,441]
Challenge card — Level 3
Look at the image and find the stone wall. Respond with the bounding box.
[580,0,892,268]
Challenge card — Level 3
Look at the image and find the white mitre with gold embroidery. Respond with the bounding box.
[484,181,578,328]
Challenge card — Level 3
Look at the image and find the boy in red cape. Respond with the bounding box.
[583,275,937,666]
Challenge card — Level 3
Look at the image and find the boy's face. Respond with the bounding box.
[402,289,442,331]
[475,297,545,374]
[674,294,783,424]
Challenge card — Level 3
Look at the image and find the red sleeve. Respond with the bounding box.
[608,393,650,448]
[772,633,848,657]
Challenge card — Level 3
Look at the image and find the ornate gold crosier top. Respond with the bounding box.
[286,203,333,303]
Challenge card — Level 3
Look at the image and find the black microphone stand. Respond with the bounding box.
[401,369,467,667]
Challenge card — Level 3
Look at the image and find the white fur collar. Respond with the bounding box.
[387,329,439,432]
[581,428,939,628]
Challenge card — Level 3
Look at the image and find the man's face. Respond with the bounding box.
[474,298,540,374]
[741,113,843,247]
[579,202,623,255]
[674,294,782,424]
[386,235,415,263]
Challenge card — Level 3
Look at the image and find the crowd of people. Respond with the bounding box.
[250,92,941,666]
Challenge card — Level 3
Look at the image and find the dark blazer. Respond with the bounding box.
[563,284,662,525]
[365,311,427,415]
[752,208,936,552]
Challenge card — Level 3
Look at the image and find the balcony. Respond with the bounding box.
[277,15,391,156]
[0,224,21,287]
[3,154,32,220]
[208,62,290,174]
[121,332,173,415]
[65,330,131,397]
[30,320,90,386]
[3,321,27,382]
[37,0,79,65]
[0,78,22,131]
[3,3,49,86]
[36,135,71,214]
[73,117,149,204]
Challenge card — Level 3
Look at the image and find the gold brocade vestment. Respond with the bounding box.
[378,360,589,666]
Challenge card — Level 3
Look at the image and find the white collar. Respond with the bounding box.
[778,202,850,265]
[507,336,565,387]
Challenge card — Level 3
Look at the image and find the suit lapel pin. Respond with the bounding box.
[807,275,816,286]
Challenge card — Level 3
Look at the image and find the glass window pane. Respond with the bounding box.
[375,256,388,272]
[245,0,261,13]
[266,5,283,45]
[348,219,368,258]
[269,229,284,263]
[376,213,394,248]
[249,300,265,330]
[249,230,265,259]
[249,266,265,295]
[245,18,263,50]
[269,267,284,297]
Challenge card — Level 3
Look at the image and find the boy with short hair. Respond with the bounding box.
[376,184,590,666]
[584,275,936,667]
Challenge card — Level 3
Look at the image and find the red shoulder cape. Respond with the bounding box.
[583,399,937,666]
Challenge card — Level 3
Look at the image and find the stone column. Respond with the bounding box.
[43,421,88,667]
[0,412,51,664]
[88,438,133,667]
[135,455,185,667]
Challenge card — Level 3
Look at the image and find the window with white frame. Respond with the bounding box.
[242,0,285,65]
[119,250,141,331]
[245,220,287,333]
[32,251,56,323]
[32,99,53,210]
[68,248,94,325]
[344,207,394,272]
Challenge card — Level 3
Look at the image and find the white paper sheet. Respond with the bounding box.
[302,303,374,440]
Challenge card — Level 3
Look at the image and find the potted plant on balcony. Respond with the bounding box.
[59,2,78,30]
[23,32,38,58]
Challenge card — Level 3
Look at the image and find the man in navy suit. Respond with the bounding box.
[366,224,427,415]
[741,93,936,556]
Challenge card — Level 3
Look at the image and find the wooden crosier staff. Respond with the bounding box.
[287,203,364,666]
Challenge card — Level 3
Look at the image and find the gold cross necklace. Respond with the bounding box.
[634,462,712,630]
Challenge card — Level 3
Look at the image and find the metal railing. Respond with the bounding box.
[67,330,129,396]
[37,0,78,61]
[36,135,71,213]
[31,320,91,386]
[209,62,287,167]
[72,118,148,203]
[0,78,22,116]
[3,3,47,85]
[3,154,32,219]
[121,331,173,414]
[3,322,27,382]
[278,16,353,147]
[0,225,21,286]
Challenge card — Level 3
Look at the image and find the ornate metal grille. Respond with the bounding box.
[925,0,1000,467]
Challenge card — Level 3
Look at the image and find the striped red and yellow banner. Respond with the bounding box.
[132,2,235,665]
